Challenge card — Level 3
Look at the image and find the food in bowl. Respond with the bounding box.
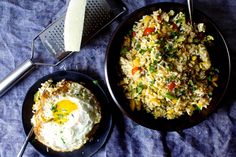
[31,79,101,152]
[119,9,219,119]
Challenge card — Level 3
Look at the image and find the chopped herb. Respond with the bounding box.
[93,80,99,85]
[132,38,137,44]
[167,46,178,54]
[153,60,158,65]
[121,47,129,54]
[148,47,153,52]
[163,51,177,59]
[57,114,64,119]
[135,43,141,50]
[136,83,144,95]
[166,75,176,83]
[194,104,202,111]
[180,90,186,96]
[166,92,176,100]
[155,53,163,62]
[193,38,199,43]
[127,30,132,36]
[139,49,146,55]
[50,104,57,112]
[188,80,194,86]
[155,38,165,45]
[190,86,197,91]
[166,64,173,71]
[61,137,66,144]
[170,31,179,38]
[150,80,155,85]
[83,91,89,100]
[164,45,171,53]
[77,93,82,98]
[149,64,156,73]
[176,18,183,24]
[207,75,212,82]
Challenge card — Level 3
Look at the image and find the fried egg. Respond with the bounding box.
[31,80,101,152]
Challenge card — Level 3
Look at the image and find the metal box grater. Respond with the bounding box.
[39,0,127,60]
[0,0,126,97]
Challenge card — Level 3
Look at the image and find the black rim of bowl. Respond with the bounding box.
[22,70,112,157]
[105,2,231,131]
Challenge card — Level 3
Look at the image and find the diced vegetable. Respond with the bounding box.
[149,64,156,73]
[167,82,176,91]
[143,27,155,36]
[165,92,176,100]
[132,67,141,75]
[136,83,144,94]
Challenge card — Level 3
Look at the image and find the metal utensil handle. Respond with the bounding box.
[0,59,35,97]
[17,127,34,157]
[187,0,193,25]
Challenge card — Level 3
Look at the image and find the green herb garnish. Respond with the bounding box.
[121,47,129,54]
[57,114,64,119]
[61,137,66,144]
[207,75,212,82]
[93,80,99,85]
[165,92,176,99]
[139,49,146,55]
[194,104,202,111]
[136,83,144,95]
[149,64,156,73]
[135,43,141,50]
[50,104,57,112]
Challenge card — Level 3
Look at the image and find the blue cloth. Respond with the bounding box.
[0,0,236,157]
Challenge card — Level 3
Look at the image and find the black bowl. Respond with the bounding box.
[105,2,231,131]
[22,71,112,157]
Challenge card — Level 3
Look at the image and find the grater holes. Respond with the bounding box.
[40,0,124,57]
[83,5,111,37]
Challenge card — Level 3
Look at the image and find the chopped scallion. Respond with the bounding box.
[136,83,143,94]
[166,92,176,99]
[93,80,99,85]
[149,64,156,73]
[135,43,141,50]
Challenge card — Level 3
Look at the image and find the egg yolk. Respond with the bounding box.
[53,99,78,124]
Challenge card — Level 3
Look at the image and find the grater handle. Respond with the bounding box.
[0,59,36,97]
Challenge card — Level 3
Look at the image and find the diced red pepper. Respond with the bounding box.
[157,15,162,21]
[143,27,155,36]
[167,82,176,91]
[132,67,141,75]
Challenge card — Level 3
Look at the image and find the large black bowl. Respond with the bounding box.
[105,2,231,131]
[22,71,112,157]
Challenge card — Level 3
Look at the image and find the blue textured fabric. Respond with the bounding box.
[0,0,236,157]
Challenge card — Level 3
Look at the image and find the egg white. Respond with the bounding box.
[31,85,101,152]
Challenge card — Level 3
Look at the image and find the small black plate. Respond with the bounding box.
[22,71,112,157]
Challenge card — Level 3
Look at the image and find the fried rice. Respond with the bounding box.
[119,9,219,119]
